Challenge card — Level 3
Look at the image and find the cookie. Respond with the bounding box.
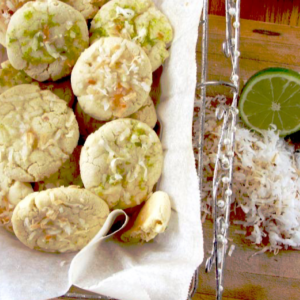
[71,37,152,121]
[11,187,110,253]
[120,191,171,243]
[0,163,33,232]
[34,146,83,191]
[0,61,74,107]
[0,84,79,182]
[0,0,105,47]
[80,118,163,209]
[6,0,89,81]
[75,97,157,138]
[0,0,32,47]
[90,0,173,71]
[62,0,108,20]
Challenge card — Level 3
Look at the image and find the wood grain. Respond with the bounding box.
[209,0,300,26]
[197,15,300,97]
[195,222,300,300]
[195,14,300,300]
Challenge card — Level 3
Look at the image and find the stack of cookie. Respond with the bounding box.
[0,0,173,253]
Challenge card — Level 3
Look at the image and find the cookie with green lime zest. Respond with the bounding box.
[80,118,163,210]
[90,0,173,71]
[6,0,89,81]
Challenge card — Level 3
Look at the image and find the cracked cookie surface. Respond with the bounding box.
[71,37,152,121]
[12,186,110,253]
[80,118,163,209]
[6,0,89,81]
[90,0,173,71]
[0,162,33,233]
[0,84,79,182]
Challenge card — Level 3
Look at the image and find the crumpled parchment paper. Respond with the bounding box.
[0,0,203,299]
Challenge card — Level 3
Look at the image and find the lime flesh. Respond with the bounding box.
[239,68,300,137]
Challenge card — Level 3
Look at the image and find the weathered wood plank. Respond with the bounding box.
[202,221,300,280]
[209,0,300,26]
[206,15,300,45]
[193,293,239,300]
[197,221,300,300]
[198,267,300,300]
[197,16,300,97]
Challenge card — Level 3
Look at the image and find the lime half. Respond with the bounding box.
[239,68,300,136]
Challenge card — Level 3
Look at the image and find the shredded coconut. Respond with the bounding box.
[66,21,74,30]
[116,6,135,19]
[194,95,300,253]
[141,82,151,92]
[45,42,60,59]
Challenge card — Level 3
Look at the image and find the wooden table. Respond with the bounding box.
[209,0,300,26]
[193,15,300,300]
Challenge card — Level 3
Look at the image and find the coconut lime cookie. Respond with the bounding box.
[90,0,173,71]
[6,0,89,81]
[11,187,110,253]
[34,146,83,191]
[0,163,33,233]
[75,97,157,138]
[0,0,101,47]
[0,61,74,107]
[72,37,152,121]
[0,84,79,182]
[121,191,171,243]
[80,119,163,209]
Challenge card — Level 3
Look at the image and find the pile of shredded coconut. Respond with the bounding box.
[193,95,300,253]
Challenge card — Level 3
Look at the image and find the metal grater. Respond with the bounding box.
[192,0,242,299]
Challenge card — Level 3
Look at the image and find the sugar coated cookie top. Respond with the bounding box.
[80,118,163,209]
[72,37,152,121]
[0,84,79,182]
[12,186,110,253]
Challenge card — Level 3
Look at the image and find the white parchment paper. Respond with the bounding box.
[0,0,203,299]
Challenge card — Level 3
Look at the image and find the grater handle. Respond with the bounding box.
[196,0,241,299]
